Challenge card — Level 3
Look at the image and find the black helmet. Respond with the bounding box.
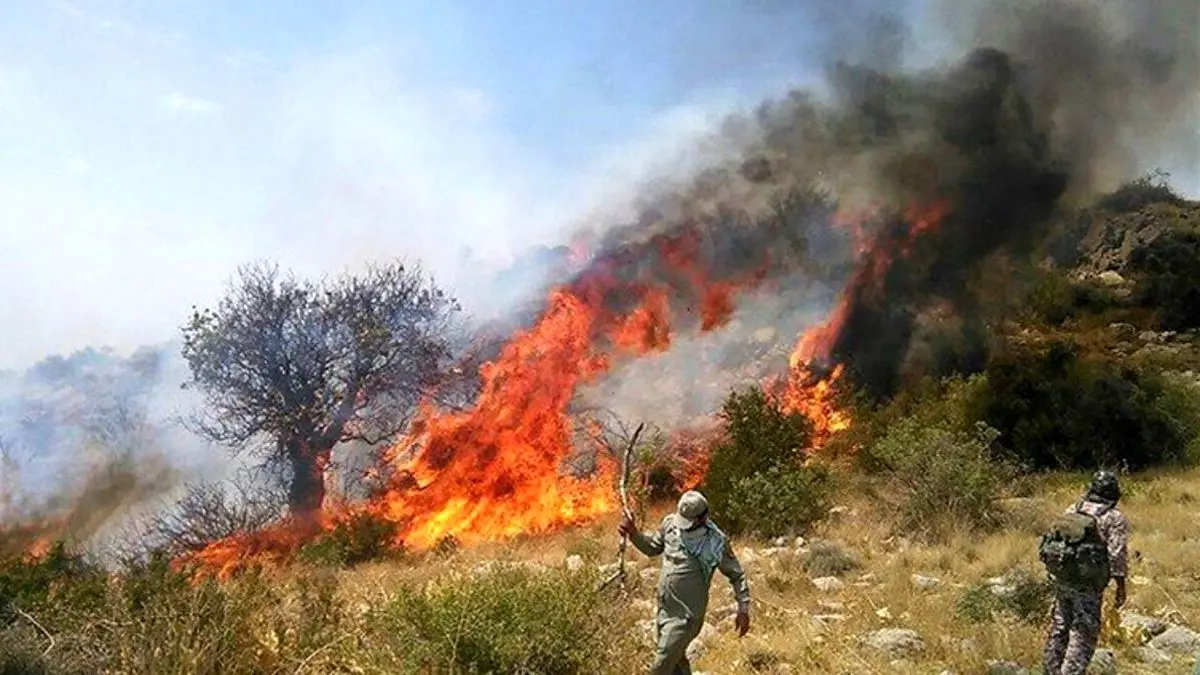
[1087,470,1121,504]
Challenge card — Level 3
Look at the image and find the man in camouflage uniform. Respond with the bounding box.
[1043,471,1130,675]
[620,490,751,675]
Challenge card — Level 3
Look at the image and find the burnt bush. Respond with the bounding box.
[975,341,1187,471]
[1095,170,1185,214]
[1129,228,1200,330]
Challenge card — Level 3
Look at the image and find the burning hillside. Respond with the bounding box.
[175,0,1199,577]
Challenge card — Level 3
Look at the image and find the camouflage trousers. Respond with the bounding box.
[1043,587,1102,675]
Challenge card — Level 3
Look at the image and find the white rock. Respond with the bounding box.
[829,505,850,516]
[812,576,845,592]
[773,536,789,547]
[1120,612,1169,639]
[1132,646,1171,664]
[565,555,584,571]
[1099,270,1126,286]
[985,661,1028,675]
[794,536,807,549]
[1090,648,1117,675]
[911,574,942,590]
[860,628,924,657]
[1148,625,1200,654]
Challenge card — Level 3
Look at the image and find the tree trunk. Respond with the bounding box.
[287,439,331,524]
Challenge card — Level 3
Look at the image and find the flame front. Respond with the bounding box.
[173,201,951,577]
[372,288,637,550]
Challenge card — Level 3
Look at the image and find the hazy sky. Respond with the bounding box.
[0,0,1194,371]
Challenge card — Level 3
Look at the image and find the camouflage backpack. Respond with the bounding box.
[1038,504,1111,589]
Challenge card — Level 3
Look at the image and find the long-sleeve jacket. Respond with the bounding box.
[1073,499,1131,579]
[630,513,751,619]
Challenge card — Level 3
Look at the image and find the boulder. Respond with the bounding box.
[911,574,942,590]
[1148,625,1200,655]
[1120,612,1169,639]
[860,628,924,657]
[812,576,845,592]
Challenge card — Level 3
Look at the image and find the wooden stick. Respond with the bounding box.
[598,422,644,593]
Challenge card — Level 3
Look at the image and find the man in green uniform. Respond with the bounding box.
[619,490,751,675]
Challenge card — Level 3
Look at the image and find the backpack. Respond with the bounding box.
[1038,504,1111,589]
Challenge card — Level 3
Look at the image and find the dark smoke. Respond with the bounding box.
[543,0,1197,407]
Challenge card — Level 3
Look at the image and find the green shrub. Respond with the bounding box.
[977,341,1188,471]
[726,463,830,538]
[802,541,861,578]
[0,543,107,625]
[1152,372,1200,464]
[955,570,1053,624]
[297,511,400,567]
[1129,228,1200,330]
[870,418,1014,539]
[701,386,813,533]
[1095,170,1185,214]
[1022,270,1121,326]
[369,565,637,674]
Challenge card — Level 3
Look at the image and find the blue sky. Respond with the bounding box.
[0,0,860,370]
[0,0,1194,371]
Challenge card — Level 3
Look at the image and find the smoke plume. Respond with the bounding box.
[555,0,1200,413]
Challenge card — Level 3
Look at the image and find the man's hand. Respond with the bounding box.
[735,611,750,637]
[618,515,636,538]
[1113,577,1127,609]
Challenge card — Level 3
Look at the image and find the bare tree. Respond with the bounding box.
[181,260,461,521]
[151,467,288,555]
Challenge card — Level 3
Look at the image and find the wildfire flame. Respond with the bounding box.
[170,201,949,579]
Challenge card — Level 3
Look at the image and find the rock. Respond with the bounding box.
[1090,648,1117,675]
[817,600,845,611]
[812,576,845,592]
[1109,322,1138,339]
[773,536,789,547]
[1132,646,1171,664]
[565,555,584,572]
[912,574,942,590]
[860,628,924,657]
[829,505,850,516]
[1120,612,1169,639]
[640,567,659,582]
[1148,625,1200,654]
[985,661,1028,675]
[1139,330,1160,342]
[794,536,807,549]
[1099,270,1126,286]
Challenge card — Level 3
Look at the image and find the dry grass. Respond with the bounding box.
[330,467,1200,674]
[5,469,1199,674]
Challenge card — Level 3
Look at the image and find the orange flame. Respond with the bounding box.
[179,200,951,578]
